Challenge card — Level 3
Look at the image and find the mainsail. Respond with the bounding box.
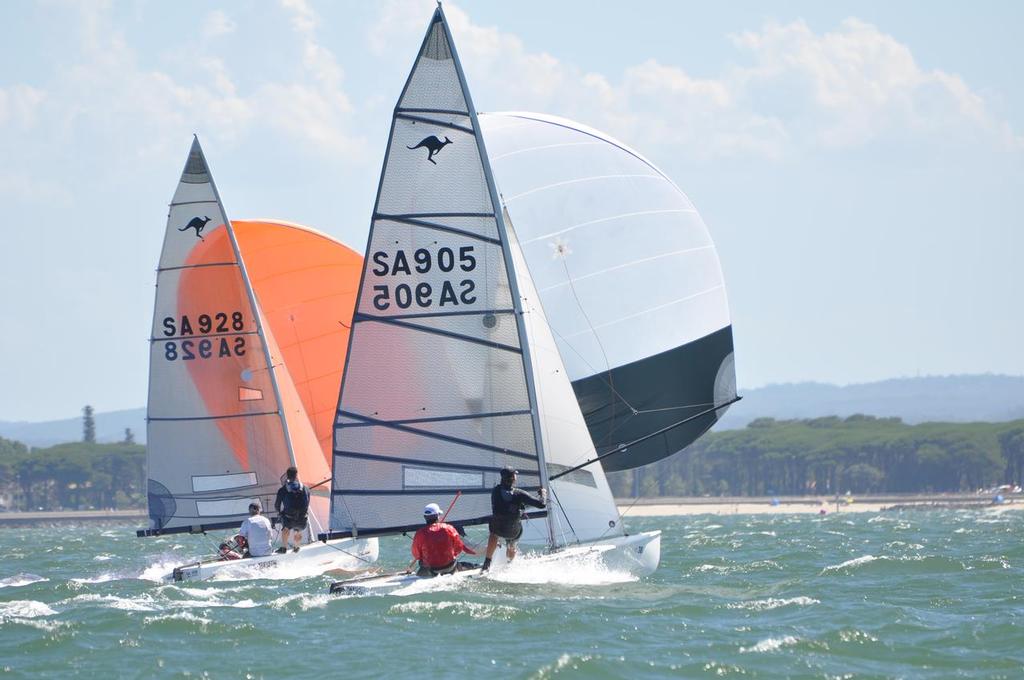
[327,7,550,539]
[141,140,330,535]
[480,113,738,471]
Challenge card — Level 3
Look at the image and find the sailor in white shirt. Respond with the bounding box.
[238,501,274,557]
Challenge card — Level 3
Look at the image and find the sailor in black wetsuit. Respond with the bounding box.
[481,467,546,571]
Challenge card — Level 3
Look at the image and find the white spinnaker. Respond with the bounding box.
[146,139,305,533]
[329,8,548,536]
[505,212,623,546]
[480,112,737,472]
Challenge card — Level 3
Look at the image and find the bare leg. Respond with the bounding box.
[484,533,499,561]
[279,528,291,551]
[506,541,517,562]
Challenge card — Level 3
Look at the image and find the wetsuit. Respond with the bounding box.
[488,484,545,542]
[275,482,310,531]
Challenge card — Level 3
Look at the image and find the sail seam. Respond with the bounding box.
[157,262,237,272]
[376,211,494,219]
[396,107,470,117]
[395,113,475,135]
[149,330,259,342]
[353,314,522,354]
[374,214,501,245]
[336,408,531,428]
[334,449,537,474]
[170,199,220,207]
[148,411,278,422]
[350,308,514,322]
[335,410,536,459]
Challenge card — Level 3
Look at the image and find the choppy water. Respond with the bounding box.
[1,509,1022,678]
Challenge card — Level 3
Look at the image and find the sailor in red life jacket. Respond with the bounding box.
[411,502,477,577]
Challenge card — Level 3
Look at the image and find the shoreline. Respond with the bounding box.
[615,493,1019,517]
[0,493,1018,526]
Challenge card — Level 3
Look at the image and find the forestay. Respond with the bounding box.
[142,139,329,535]
[327,8,548,538]
[480,113,738,471]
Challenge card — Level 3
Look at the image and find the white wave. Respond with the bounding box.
[143,611,212,626]
[727,596,820,612]
[267,592,331,611]
[65,593,160,612]
[93,554,115,562]
[389,600,520,621]
[0,574,48,589]
[487,551,637,586]
[70,572,125,585]
[821,555,882,574]
[740,635,799,653]
[533,653,594,677]
[0,600,58,619]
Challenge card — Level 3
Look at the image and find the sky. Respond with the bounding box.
[0,0,1021,422]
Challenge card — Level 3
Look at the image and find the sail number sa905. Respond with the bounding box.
[161,311,247,361]
[371,245,477,311]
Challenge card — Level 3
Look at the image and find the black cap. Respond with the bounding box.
[500,466,517,481]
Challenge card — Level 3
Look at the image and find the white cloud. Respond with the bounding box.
[0,85,45,128]
[369,4,1022,158]
[202,10,237,40]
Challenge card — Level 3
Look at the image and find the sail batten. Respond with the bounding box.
[328,7,549,539]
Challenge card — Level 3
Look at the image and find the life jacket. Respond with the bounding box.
[492,485,524,519]
[281,482,309,515]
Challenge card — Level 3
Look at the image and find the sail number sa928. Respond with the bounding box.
[161,311,247,362]
[370,245,477,311]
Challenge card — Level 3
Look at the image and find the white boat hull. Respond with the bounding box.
[163,537,378,582]
[330,530,660,595]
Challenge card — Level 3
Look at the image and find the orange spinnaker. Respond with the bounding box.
[178,220,362,476]
[234,220,363,472]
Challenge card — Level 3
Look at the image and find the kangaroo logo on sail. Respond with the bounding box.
[407,135,452,165]
[179,216,211,240]
[371,245,477,311]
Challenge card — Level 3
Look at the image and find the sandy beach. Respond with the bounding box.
[616,494,1020,517]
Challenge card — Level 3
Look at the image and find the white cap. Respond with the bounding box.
[423,503,442,517]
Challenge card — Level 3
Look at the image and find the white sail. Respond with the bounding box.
[143,139,318,535]
[328,8,550,538]
[480,112,737,472]
[504,212,623,546]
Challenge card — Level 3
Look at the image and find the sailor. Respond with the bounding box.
[481,467,546,571]
[238,502,273,558]
[274,466,310,554]
[411,502,477,577]
[218,541,242,561]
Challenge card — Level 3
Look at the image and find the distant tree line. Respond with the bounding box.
[3,414,1024,511]
[0,437,146,511]
[607,415,1024,498]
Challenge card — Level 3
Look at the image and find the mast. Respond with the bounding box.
[195,138,298,472]
[434,6,557,548]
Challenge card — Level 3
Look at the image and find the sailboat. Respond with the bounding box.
[137,139,378,582]
[323,7,664,594]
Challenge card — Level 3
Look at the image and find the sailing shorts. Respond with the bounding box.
[281,513,308,531]
[488,516,523,542]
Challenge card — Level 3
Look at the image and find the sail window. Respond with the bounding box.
[195,498,258,517]
[546,464,596,488]
[402,466,485,490]
[191,472,258,493]
[238,386,264,401]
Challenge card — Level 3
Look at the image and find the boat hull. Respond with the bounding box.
[329,530,660,594]
[163,537,378,583]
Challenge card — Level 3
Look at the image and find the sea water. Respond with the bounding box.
[1,509,1022,678]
